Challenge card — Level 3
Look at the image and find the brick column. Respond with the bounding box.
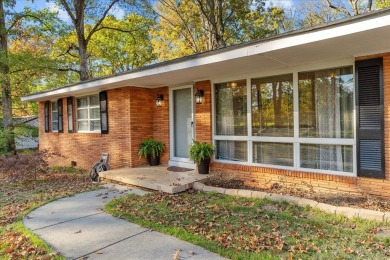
[194,80,212,143]
[153,87,170,164]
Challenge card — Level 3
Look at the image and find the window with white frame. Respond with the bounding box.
[214,65,355,175]
[76,95,101,132]
[215,80,247,162]
[51,101,58,132]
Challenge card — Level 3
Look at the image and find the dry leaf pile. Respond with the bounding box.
[204,173,390,212]
[0,154,95,259]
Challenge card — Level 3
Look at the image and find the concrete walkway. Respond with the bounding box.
[23,184,225,260]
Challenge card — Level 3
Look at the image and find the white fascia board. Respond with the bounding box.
[247,15,390,56]
[22,12,390,102]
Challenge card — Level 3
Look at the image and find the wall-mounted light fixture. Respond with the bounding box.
[195,89,204,104]
[155,94,164,107]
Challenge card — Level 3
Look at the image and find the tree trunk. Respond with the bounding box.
[78,37,89,81]
[196,0,226,49]
[0,0,15,154]
[74,1,90,81]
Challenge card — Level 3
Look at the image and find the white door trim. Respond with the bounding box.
[169,85,196,169]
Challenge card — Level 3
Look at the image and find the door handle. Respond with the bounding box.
[191,122,194,127]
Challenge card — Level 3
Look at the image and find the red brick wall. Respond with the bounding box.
[152,87,170,164]
[128,87,154,167]
[127,87,170,167]
[39,87,132,169]
[382,53,390,181]
[39,86,171,170]
[195,81,212,143]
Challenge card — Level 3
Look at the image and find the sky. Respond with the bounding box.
[14,0,127,22]
[14,0,298,23]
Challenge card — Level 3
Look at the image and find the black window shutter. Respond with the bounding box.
[44,101,50,133]
[67,97,73,133]
[99,91,108,134]
[58,99,64,133]
[356,58,384,179]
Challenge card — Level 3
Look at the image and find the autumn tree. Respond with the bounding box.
[375,0,390,8]
[151,0,289,60]
[295,0,380,28]
[87,14,155,75]
[325,0,374,16]
[52,0,151,81]
[0,1,62,154]
[0,0,12,153]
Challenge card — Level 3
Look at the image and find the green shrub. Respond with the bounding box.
[138,139,165,159]
[189,141,215,164]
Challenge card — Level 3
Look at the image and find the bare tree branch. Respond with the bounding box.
[59,0,76,24]
[7,14,53,32]
[86,0,119,43]
[57,44,79,58]
[325,0,352,16]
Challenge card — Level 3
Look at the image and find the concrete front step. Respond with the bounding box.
[99,166,211,194]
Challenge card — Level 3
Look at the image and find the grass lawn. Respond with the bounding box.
[0,167,97,259]
[106,190,390,260]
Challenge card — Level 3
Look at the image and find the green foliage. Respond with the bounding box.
[375,0,390,9]
[89,14,156,76]
[138,139,165,159]
[0,127,15,155]
[13,124,38,138]
[189,140,215,164]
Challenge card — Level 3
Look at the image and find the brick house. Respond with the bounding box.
[22,9,390,197]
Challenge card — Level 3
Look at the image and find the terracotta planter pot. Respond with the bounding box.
[197,158,210,174]
[148,156,160,166]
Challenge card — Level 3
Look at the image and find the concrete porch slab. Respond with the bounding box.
[99,166,211,194]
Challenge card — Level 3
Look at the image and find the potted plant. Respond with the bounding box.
[189,141,215,174]
[138,139,165,166]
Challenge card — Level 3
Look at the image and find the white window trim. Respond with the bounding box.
[211,59,357,177]
[51,101,58,133]
[76,94,101,133]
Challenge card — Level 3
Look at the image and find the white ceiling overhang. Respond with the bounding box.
[22,10,390,102]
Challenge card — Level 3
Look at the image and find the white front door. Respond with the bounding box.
[169,86,195,168]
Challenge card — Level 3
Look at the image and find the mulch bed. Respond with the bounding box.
[204,175,390,212]
[167,166,193,172]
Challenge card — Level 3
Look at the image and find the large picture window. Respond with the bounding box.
[251,74,293,137]
[77,95,101,132]
[214,65,355,175]
[299,67,354,138]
